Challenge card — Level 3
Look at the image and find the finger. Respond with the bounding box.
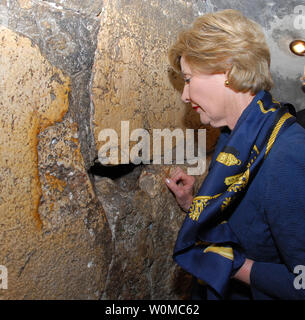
[165,178,182,195]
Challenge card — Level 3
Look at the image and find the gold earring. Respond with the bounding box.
[225,80,229,87]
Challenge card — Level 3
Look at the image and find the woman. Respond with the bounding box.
[165,9,305,300]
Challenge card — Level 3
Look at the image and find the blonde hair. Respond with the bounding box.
[168,9,273,94]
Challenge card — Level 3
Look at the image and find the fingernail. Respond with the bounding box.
[165,178,170,184]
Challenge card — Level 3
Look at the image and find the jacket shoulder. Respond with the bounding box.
[265,122,305,164]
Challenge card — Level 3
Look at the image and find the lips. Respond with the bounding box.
[192,105,200,110]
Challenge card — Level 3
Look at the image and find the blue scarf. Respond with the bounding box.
[173,90,296,299]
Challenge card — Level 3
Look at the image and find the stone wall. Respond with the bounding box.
[0,24,112,299]
[0,0,304,299]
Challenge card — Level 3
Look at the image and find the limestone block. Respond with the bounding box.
[17,0,33,10]
[0,25,70,231]
[0,26,111,299]
[94,159,211,299]
[37,0,104,16]
[91,0,220,164]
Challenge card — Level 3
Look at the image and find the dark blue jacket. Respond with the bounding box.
[211,121,305,299]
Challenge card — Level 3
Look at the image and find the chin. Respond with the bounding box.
[202,119,220,128]
[199,116,211,126]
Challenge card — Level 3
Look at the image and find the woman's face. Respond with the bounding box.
[180,56,229,128]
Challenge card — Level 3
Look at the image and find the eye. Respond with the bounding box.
[184,77,191,84]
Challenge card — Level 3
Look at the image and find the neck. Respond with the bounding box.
[225,91,255,130]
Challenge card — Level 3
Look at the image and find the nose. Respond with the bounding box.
[181,83,190,104]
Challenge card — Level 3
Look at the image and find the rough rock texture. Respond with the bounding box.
[91,0,213,164]
[94,162,210,300]
[0,25,112,299]
[6,0,103,169]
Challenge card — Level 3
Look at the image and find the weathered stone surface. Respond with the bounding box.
[0,26,111,299]
[94,161,211,299]
[0,25,70,232]
[91,0,218,164]
[36,0,105,16]
[7,0,100,75]
[5,0,102,169]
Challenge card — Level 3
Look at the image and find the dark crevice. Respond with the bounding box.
[88,160,143,180]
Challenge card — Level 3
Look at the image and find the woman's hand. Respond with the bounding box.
[165,167,195,212]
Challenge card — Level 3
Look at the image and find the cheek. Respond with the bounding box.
[189,84,203,101]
